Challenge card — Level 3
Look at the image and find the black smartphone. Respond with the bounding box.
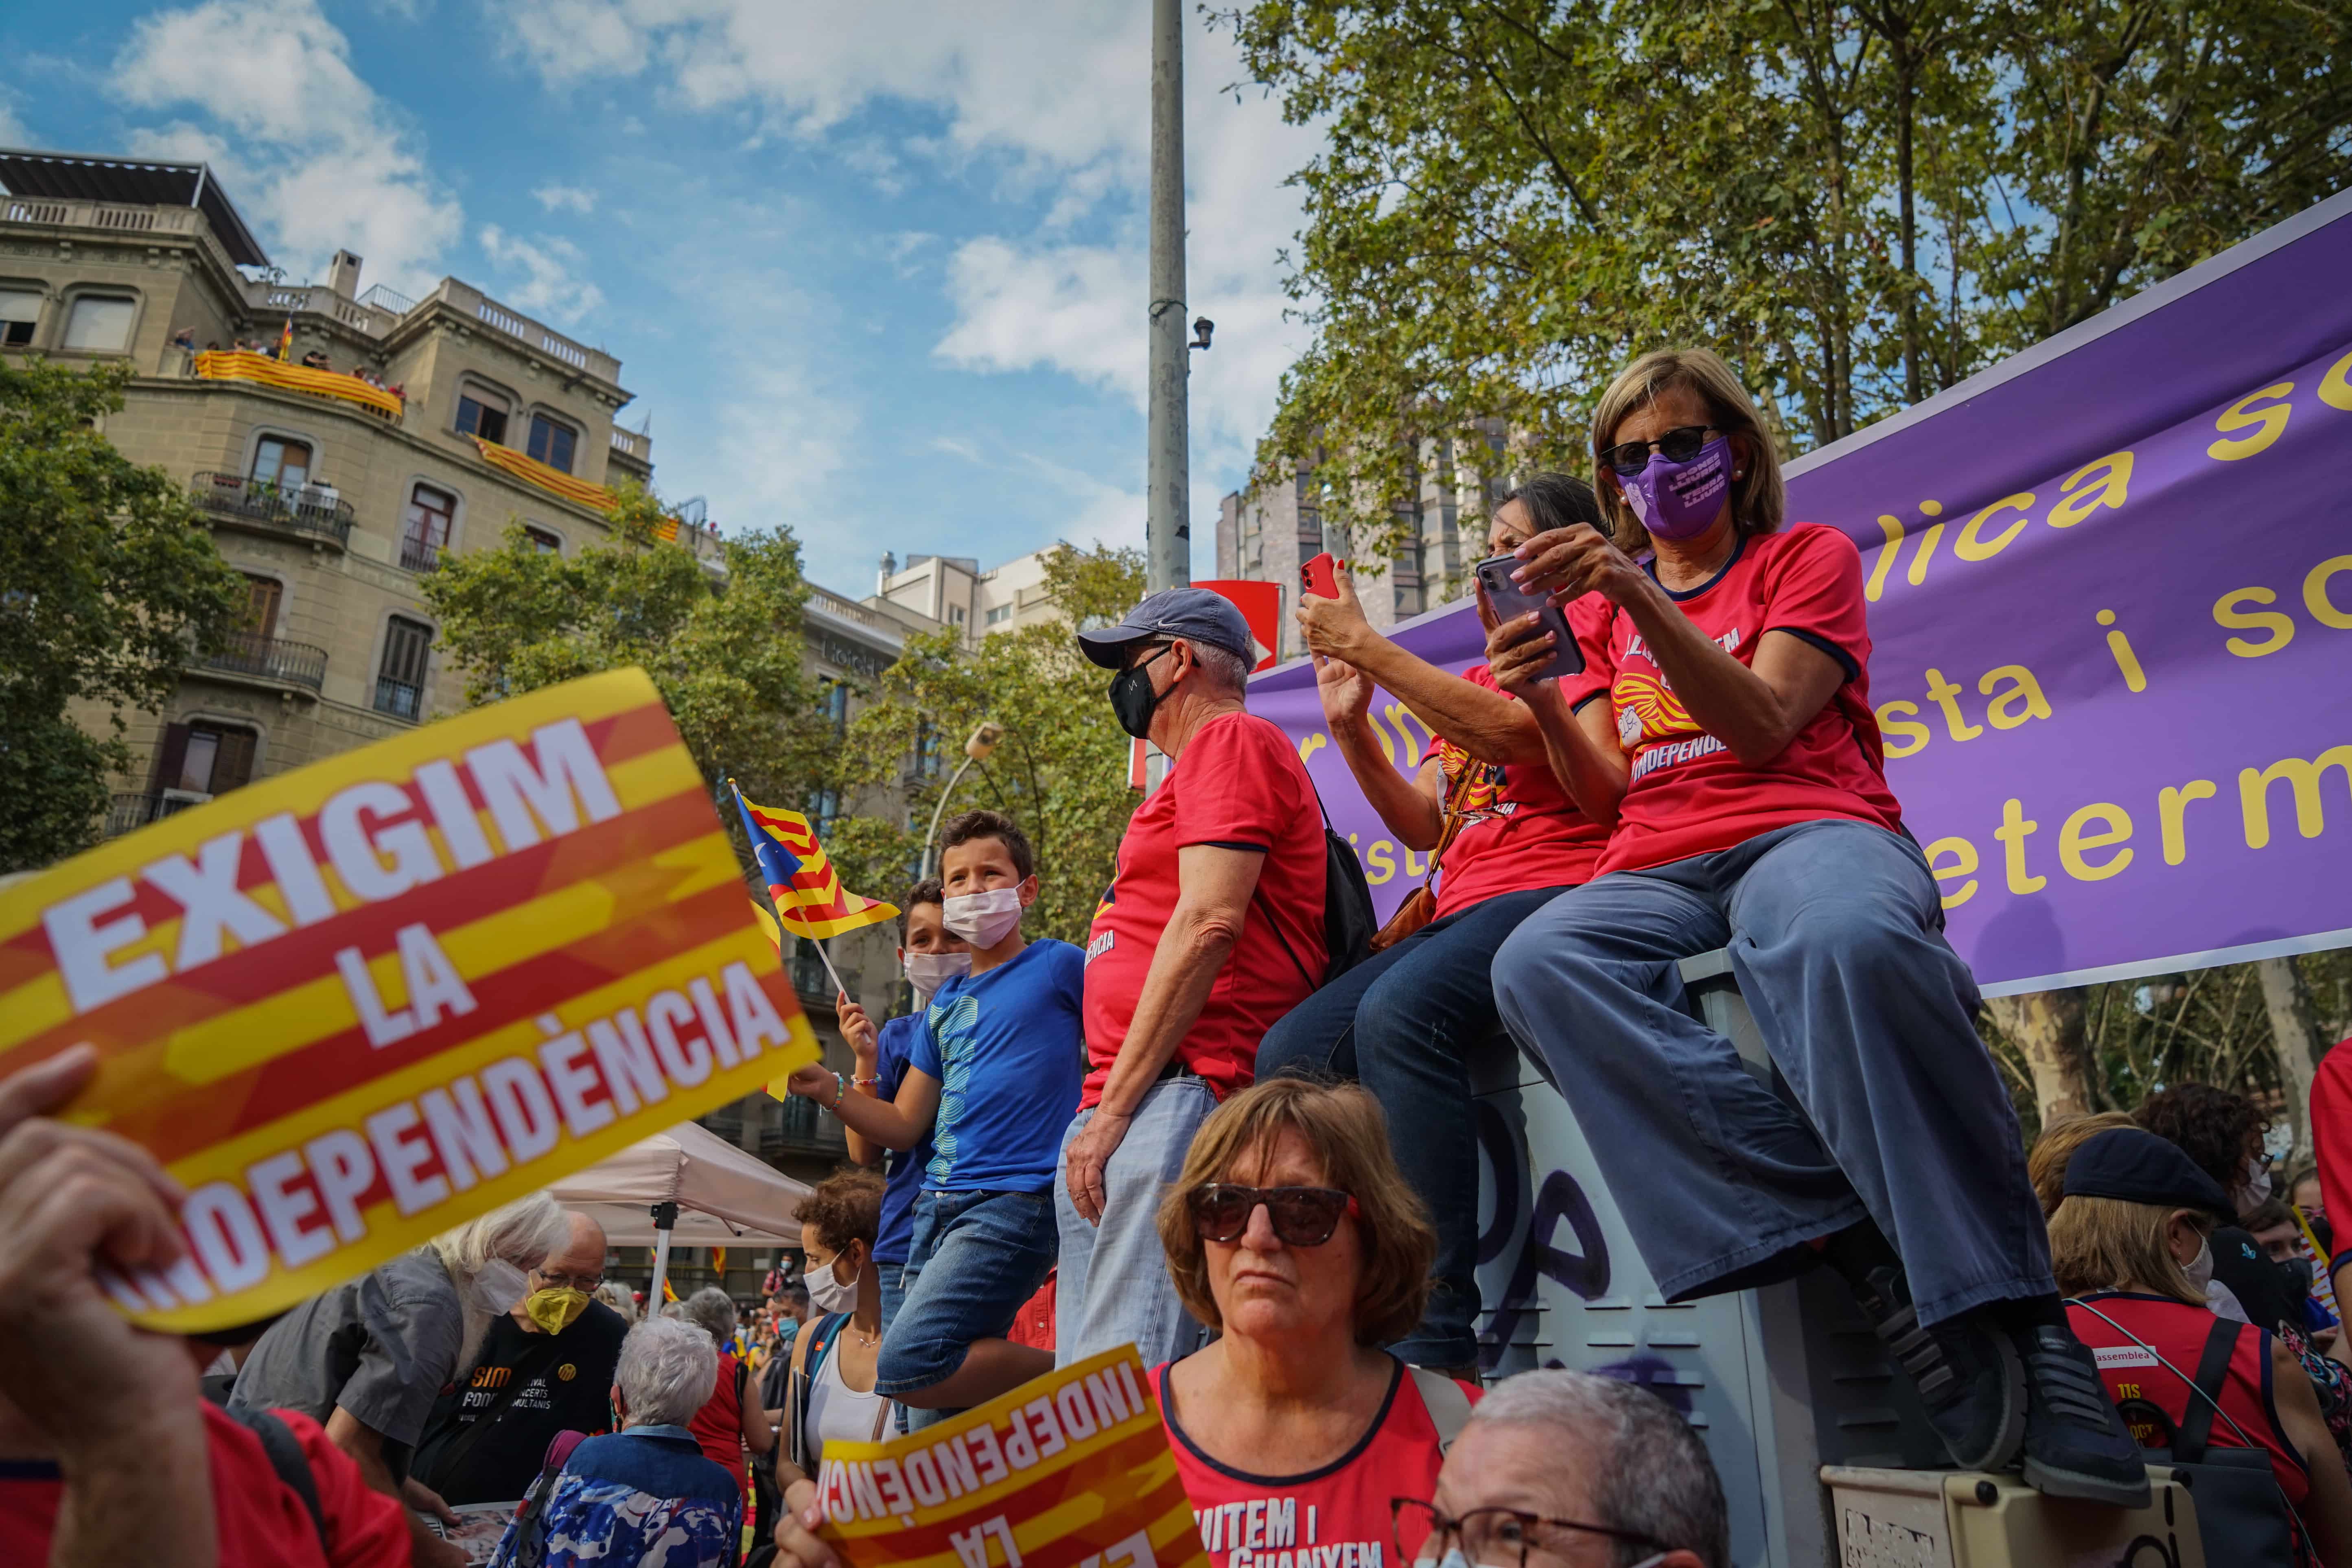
[1475,554,1584,681]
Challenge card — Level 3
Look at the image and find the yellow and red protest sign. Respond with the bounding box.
[0,668,817,1332]
[816,1347,1208,1568]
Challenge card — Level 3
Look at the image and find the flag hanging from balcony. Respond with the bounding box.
[729,781,899,941]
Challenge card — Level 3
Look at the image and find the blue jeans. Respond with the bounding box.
[1491,819,2052,1327]
[1055,1076,1218,1368]
[875,1259,906,1338]
[1258,884,1572,1368]
[874,1188,1057,1427]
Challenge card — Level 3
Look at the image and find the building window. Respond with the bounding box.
[985,604,1012,626]
[948,604,967,625]
[249,436,312,492]
[791,938,830,999]
[527,413,578,474]
[818,679,851,735]
[376,617,432,720]
[0,288,39,347]
[522,525,562,554]
[241,574,282,640]
[155,721,257,798]
[403,483,454,573]
[811,787,842,838]
[455,386,510,446]
[62,295,136,354]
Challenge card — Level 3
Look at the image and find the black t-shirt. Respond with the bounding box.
[408,1301,628,1505]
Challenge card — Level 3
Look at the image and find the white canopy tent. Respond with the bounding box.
[549,1120,813,1301]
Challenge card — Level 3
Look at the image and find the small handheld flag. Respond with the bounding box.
[274,317,294,362]
[729,784,898,941]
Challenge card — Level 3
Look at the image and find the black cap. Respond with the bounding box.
[1075,588,1254,669]
[2063,1128,2234,1218]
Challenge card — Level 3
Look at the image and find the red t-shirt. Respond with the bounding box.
[1082,711,1325,1108]
[689,1349,750,1491]
[1158,1358,1474,1568]
[1582,523,1903,875]
[1429,655,1610,917]
[0,1402,411,1568]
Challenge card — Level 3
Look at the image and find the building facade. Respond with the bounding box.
[872,544,1069,643]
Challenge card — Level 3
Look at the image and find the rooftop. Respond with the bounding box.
[0,148,267,268]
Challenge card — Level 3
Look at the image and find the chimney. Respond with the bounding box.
[328,250,363,299]
[877,551,897,594]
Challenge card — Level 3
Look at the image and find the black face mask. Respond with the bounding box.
[1109,645,1175,740]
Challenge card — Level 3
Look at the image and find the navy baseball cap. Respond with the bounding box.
[2063,1128,2234,1218]
[1076,587,1254,669]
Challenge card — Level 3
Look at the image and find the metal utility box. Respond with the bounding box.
[1823,1467,2203,1568]
[1470,951,1946,1567]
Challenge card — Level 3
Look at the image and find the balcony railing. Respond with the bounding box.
[760,1097,848,1157]
[103,792,199,839]
[398,535,443,574]
[374,677,422,721]
[190,472,354,548]
[196,630,327,692]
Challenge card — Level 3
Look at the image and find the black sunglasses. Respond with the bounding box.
[1391,1499,1672,1568]
[1188,1183,1359,1246]
[1598,423,1722,476]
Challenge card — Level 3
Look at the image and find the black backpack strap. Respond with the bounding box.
[223,1404,329,1558]
[2173,1316,2242,1463]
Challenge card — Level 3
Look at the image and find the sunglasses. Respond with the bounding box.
[1598,423,1722,476]
[1188,1183,1360,1246]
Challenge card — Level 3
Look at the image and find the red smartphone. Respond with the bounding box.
[1301,551,1340,599]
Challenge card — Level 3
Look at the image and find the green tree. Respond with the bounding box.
[0,358,244,871]
[828,543,1144,943]
[1220,0,2352,561]
[419,485,830,817]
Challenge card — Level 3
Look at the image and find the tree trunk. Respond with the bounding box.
[1987,989,2093,1125]
[2259,957,2328,1167]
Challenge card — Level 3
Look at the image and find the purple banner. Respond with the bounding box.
[1248,190,2352,995]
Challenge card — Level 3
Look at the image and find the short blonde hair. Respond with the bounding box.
[2027,1111,2139,1218]
[1590,348,1785,553]
[2048,1195,2211,1304]
[1156,1078,1435,1346]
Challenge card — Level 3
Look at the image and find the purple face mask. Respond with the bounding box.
[1617,436,1734,540]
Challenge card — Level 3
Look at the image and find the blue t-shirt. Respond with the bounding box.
[871,1013,930,1267]
[909,939,1086,1194]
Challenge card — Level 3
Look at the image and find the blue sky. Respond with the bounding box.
[1,0,1320,593]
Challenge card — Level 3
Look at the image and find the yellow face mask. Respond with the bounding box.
[524,1286,590,1334]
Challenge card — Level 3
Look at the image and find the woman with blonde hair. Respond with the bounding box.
[2055,1128,2352,1566]
[1485,346,2141,1505]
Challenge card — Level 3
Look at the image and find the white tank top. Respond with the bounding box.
[805,1336,890,1449]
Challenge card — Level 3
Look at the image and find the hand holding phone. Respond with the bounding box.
[1475,554,1584,684]
[1301,551,1340,599]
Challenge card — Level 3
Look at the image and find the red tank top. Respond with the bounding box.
[688,1350,749,1491]
[2066,1293,2308,1505]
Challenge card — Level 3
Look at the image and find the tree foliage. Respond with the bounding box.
[0,358,244,871]
[827,543,1145,944]
[1221,0,2352,560]
[419,485,830,816]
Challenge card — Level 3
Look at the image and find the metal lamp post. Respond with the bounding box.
[920,722,1006,877]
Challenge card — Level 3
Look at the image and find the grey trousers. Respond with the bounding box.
[1491,818,2052,1327]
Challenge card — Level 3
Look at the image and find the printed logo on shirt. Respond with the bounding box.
[2092,1345,2161,1369]
[1196,1496,1385,1568]
[925,994,981,1186]
[1629,734,1728,783]
[1613,671,1702,749]
[1085,929,1115,965]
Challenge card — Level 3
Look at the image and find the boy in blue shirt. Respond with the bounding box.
[785,810,1083,1424]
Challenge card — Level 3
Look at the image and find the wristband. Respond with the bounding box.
[852,1076,880,1088]
[824,1071,845,1110]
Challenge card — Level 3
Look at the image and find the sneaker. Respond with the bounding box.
[1851,1266,2026,1471]
[2014,1324,2154,1507]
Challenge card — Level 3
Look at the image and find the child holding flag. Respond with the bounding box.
[781,811,1083,1427]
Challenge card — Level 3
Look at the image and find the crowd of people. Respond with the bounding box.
[8,341,2350,1568]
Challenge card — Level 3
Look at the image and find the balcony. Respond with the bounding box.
[374,677,422,721]
[194,630,326,693]
[103,792,199,840]
[398,535,442,574]
[190,472,353,549]
[760,1096,848,1159]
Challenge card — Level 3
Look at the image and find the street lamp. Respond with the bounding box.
[920,722,1006,877]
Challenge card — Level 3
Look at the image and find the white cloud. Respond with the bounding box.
[0,93,29,149]
[479,225,605,324]
[110,0,460,294]
[534,182,598,214]
[1018,453,1145,554]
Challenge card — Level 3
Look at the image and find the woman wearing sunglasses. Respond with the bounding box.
[1153,1078,1477,1567]
[1482,347,2145,1506]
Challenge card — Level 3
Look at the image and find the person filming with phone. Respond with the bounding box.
[1262,474,1611,1379]
[1482,346,2145,1505]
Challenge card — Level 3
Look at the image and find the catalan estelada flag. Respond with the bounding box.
[729,782,899,940]
[274,316,293,362]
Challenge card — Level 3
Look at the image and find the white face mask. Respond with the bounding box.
[942,886,1024,948]
[804,1256,859,1315]
[471,1258,529,1313]
[2184,1235,2216,1294]
[905,949,972,1003]
[2237,1157,2273,1214]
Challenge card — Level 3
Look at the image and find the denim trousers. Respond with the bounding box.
[875,1187,1057,1428]
[1258,883,1573,1368]
[1054,1076,1218,1368]
[1490,819,2053,1328]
